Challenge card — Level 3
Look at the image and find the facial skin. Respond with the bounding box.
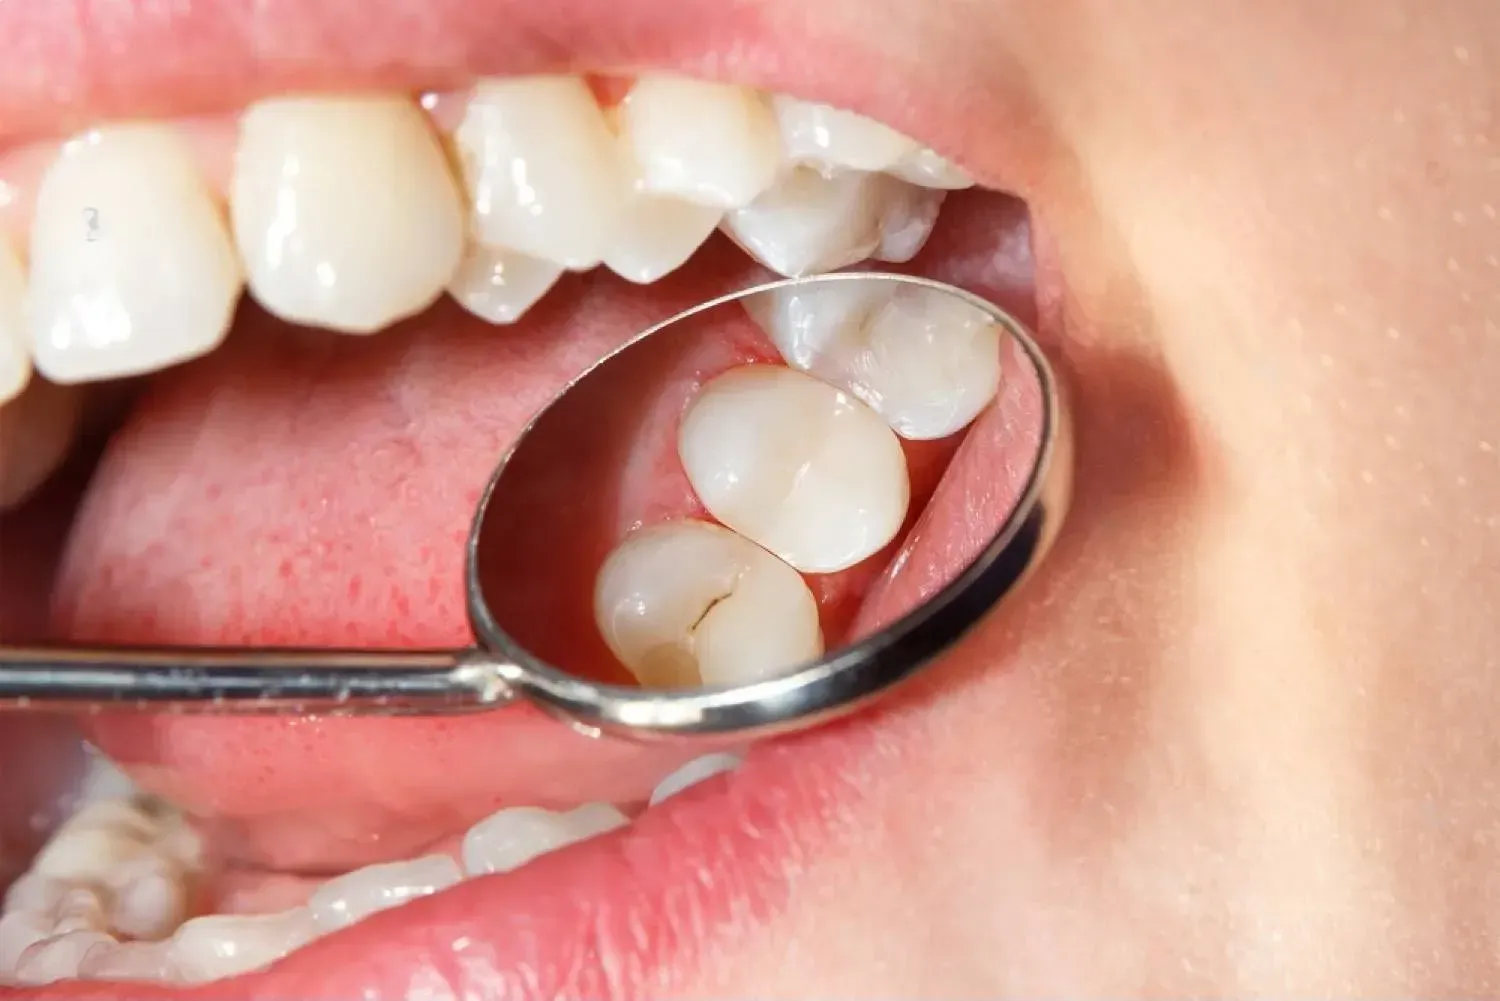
[2,0,1498,996]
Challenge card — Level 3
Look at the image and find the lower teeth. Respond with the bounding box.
[0,750,743,986]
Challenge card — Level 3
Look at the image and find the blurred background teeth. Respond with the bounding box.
[26,126,242,384]
[0,238,29,404]
[772,96,919,173]
[454,77,627,271]
[447,244,564,324]
[230,95,465,334]
[0,377,81,512]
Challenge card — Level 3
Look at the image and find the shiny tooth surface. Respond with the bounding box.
[603,195,723,284]
[231,95,464,334]
[76,939,176,982]
[595,520,823,687]
[772,96,918,172]
[721,167,888,278]
[748,282,1002,440]
[679,365,910,572]
[13,929,115,985]
[167,909,316,983]
[649,752,745,805]
[26,126,241,384]
[889,147,975,189]
[462,803,627,876]
[618,77,781,210]
[447,244,563,324]
[0,376,82,512]
[309,854,462,931]
[454,77,626,270]
[874,183,946,263]
[0,238,29,403]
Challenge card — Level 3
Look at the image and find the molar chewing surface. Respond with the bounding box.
[0,753,743,986]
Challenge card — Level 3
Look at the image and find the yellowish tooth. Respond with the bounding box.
[0,376,82,512]
[0,237,29,404]
[446,243,563,324]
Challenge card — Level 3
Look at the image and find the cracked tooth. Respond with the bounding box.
[0,238,29,403]
[679,367,909,573]
[454,77,626,270]
[594,520,823,687]
[772,96,919,172]
[602,194,723,284]
[27,126,242,383]
[231,95,464,334]
[889,147,974,189]
[617,77,781,210]
[0,376,82,512]
[447,244,564,324]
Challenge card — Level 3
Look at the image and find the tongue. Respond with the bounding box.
[48,195,1038,877]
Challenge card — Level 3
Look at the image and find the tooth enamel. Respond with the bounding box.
[772,97,919,173]
[462,803,627,877]
[231,95,465,334]
[166,908,316,983]
[309,854,462,931]
[617,77,781,210]
[75,939,176,982]
[0,238,29,404]
[13,930,116,985]
[0,911,53,976]
[721,167,888,278]
[602,195,723,284]
[889,147,975,190]
[648,752,744,805]
[26,126,242,383]
[454,77,627,270]
[447,244,564,324]
[679,366,910,572]
[874,183,946,263]
[594,520,823,687]
[0,377,81,512]
[746,282,1002,440]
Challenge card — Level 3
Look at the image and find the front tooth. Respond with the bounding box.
[889,147,975,190]
[462,803,627,877]
[231,95,465,334]
[772,96,918,172]
[308,854,462,931]
[166,909,316,983]
[454,77,626,270]
[602,195,722,284]
[747,283,1002,440]
[0,237,30,403]
[0,376,82,512]
[594,520,823,687]
[679,366,909,573]
[721,167,887,278]
[27,125,242,383]
[447,244,564,324]
[617,77,781,210]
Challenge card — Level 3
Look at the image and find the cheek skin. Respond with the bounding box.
[671,1,1500,997]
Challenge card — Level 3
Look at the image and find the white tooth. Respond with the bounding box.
[447,244,563,324]
[32,799,161,882]
[595,521,823,687]
[454,77,626,270]
[13,930,116,985]
[602,195,722,284]
[166,908,316,983]
[76,939,177,982]
[462,803,627,877]
[0,237,30,404]
[679,366,910,572]
[0,911,52,974]
[309,854,462,932]
[26,126,242,384]
[749,283,1002,441]
[231,95,465,334]
[874,182,945,263]
[0,376,82,512]
[721,167,888,277]
[889,147,974,190]
[618,77,781,210]
[107,855,189,940]
[772,96,918,173]
[648,752,744,806]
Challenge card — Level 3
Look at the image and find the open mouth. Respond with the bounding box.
[0,9,1054,997]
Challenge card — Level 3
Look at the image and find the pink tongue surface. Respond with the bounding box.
[49,197,1040,876]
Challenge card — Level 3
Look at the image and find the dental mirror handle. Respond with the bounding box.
[0,646,516,715]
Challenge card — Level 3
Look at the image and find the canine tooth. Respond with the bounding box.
[618,77,781,210]
[454,77,626,270]
[874,183,946,263]
[0,237,29,403]
[772,97,918,172]
[447,244,563,324]
[721,167,888,277]
[13,930,115,985]
[27,126,241,384]
[231,95,464,334]
[309,854,462,932]
[649,753,745,805]
[679,366,909,572]
[462,803,627,877]
[595,521,822,687]
[603,195,722,284]
[889,147,974,189]
[0,377,82,512]
[167,909,316,983]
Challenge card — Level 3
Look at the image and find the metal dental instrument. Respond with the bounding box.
[0,272,1073,745]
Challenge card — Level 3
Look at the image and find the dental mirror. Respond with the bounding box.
[0,272,1072,746]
